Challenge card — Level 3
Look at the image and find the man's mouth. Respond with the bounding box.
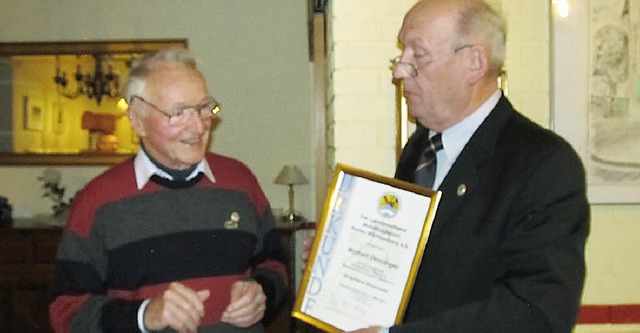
[180,138,201,146]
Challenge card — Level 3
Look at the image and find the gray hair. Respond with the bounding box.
[121,48,199,105]
[456,0,506,76]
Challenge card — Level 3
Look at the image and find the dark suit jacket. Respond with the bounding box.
[392,96,589,333]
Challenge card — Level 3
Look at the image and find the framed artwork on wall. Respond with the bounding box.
[553,0,640,204]
[51,102,64,134]
[23,96,44,132]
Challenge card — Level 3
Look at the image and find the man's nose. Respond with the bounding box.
[393,64,413,79]
[186,111,207,132]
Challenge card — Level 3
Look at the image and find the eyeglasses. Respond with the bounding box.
[131,95,220,126]
[389,44,474,78]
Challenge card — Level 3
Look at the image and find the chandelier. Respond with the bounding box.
[53,54,120,104]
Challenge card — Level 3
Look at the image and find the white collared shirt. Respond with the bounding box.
[432,89,502,190]
[132,149,216,190]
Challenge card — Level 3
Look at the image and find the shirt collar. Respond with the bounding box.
[431,89,501,190]
[440,89,502,153]
[133,149,216,189]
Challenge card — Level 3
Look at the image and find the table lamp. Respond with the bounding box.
[274,164,308,223]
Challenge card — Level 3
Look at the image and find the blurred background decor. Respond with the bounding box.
[38,168,69,218]
[274,164,309,223]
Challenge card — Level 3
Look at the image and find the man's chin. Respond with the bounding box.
[407,107,422,120]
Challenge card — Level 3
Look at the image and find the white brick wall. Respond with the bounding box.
[499,0,551,126]
[585,205,640,303]
[327,0,416,177]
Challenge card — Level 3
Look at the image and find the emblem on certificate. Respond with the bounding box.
[377,193,400,218]
[292,164,441,332]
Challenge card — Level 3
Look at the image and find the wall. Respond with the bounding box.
[0,0,314,219]
[327,0,640,332]
[326,1,413,177]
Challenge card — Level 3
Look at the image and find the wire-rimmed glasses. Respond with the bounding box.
[389,44,474,77]
[131,95,220,126]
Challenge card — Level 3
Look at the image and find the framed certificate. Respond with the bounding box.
[292,164,441,332]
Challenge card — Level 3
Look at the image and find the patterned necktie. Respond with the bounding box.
[413,133,443,188]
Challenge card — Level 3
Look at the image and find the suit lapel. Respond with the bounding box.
[429,96,514,235]
[430,152,479,235]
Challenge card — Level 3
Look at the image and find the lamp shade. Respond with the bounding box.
[274,165,308,185]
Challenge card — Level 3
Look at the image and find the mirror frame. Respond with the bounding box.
[0,39,187,166]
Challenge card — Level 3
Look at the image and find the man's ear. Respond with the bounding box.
[127,107,147,138]
[468,46,489,84]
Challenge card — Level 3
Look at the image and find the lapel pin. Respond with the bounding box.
[457,184,467,197]
[224,211,240,229]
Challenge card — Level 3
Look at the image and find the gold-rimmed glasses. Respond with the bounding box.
[131,95,220,126]
[390,44,474,78]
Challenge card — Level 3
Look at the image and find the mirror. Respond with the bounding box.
[0,39,187,165]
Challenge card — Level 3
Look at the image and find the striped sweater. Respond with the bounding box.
[49,153,289,333]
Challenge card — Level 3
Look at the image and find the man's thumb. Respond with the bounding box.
[197,289,211,302]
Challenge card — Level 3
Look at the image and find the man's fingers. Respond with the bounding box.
[197,289,211,302]
[162,291,203,329]
[145,283,209,331]
[168,283,208,317]
[163,301,199,333]
[163,289,202,321]
[301,235,315,263]
[221,280,266,327]
[171,283,207,315]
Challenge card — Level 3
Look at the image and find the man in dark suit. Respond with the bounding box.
[347,0,590,332]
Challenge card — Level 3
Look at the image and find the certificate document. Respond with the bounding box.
[292,164,441,332]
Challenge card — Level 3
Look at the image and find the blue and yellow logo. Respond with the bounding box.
[378,193,399,218]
